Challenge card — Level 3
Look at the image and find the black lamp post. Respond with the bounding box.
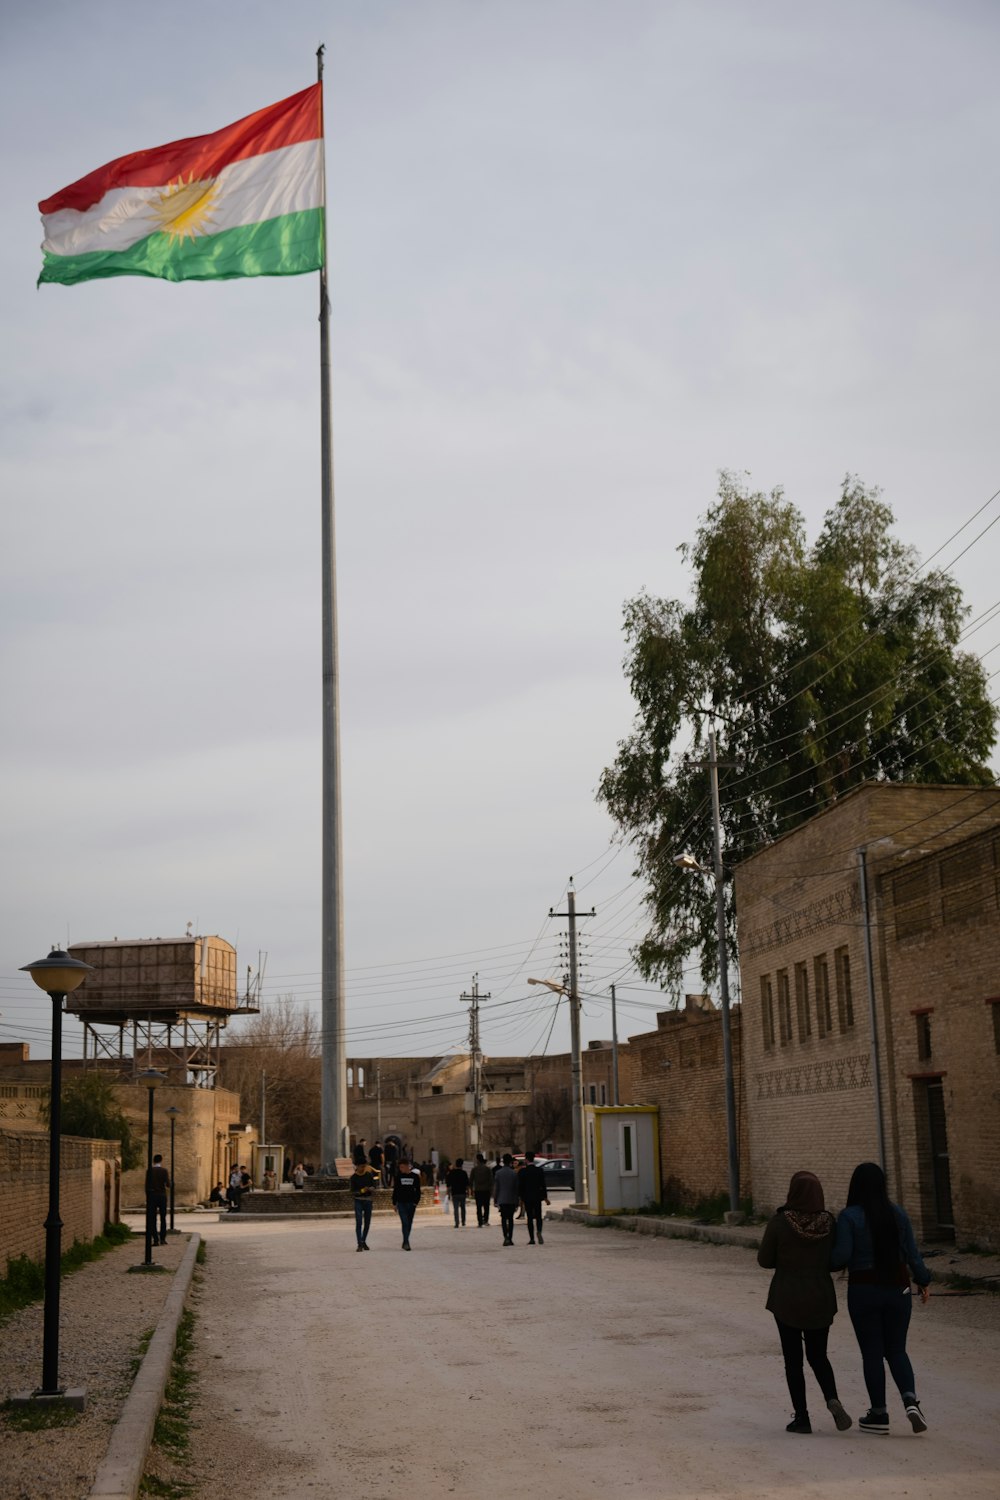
[19,947,94,1406]
[165,1105,180,1233]
[137,1068,167,1264]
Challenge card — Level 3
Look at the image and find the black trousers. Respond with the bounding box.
[474,1190,491,1224]
[147,1192,167,1243]
[523,1202,544,1241]
[499,1204,516,1242]
[452,1192,467,1226]
[774,1317,838,1417]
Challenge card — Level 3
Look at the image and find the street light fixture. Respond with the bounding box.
[16,947,94,1410]
[137,1068,167,1266]
[165,1105,180,1234]
[673,850,740,1214]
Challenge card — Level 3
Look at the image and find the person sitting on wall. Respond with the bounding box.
[209,1181,226,1206]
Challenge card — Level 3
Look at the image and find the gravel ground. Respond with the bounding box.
[0,1231,190,1500]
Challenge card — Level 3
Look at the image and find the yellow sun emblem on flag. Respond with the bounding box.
[149,174,220,240]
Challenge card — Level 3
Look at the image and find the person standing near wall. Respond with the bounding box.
[831,1162,932,1435]
[146,1153,170,1246]
[757,1170,852,1435]
[494,1154,519,1246]
[392,1156,422,1250]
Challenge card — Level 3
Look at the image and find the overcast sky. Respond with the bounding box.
[2,1,998,1070]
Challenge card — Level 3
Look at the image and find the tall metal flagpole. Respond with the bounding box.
[317,44,347,1169]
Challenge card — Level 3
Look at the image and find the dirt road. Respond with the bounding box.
[179,1210,1000,1499]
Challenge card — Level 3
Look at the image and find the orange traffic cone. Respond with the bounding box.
[433,1181,440,1205]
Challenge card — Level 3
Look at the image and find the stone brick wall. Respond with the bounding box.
[0,1129,120,1269]
[736,782,1000,1233]
[625,998,750,1209]
[879,822,1000,1246]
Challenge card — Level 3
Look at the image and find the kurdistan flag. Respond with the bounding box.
[38,84,323,287]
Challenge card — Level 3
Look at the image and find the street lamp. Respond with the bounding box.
[137,1068,167,1265]
[528,975,586,1205]
[673,850,740,1214]
[17,947,94,1409]
[165,1105,180,1234]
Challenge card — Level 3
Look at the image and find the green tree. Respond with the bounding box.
[218,996,321,1163]
[598,472,997,988]
[40,1070,143,1170]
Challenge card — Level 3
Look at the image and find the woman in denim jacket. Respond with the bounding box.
[831,1162,932,1436]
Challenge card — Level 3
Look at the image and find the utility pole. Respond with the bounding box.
[260,1069,266,1146]
[610,984,620,1106]
[375,1062,382,1141]
[460,975,490,1157]
[549,881,595,1206]
[707,726,740,1214]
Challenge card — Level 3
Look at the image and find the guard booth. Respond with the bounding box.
[253,1144,284,1191]
[584,1105,659,1214]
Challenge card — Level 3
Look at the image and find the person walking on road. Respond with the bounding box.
[494,1153,519,1246]
[446,1158,470,1227]
[830,1161,932,1436]
[146,1153,170,1246]
[757,1170,852,1435]
[383,1137,398,1188]
[471,1153,493,1226]
[350,1157,379,1251]
[392,1156,422,1250]
[517,1151,549,1245]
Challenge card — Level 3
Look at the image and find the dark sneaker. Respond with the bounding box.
[786,1416,811,1434]
[859,1410,889,1435]
[905,1400,927,1433]
[356,1245,364,1252]
[827,1398,852,1432]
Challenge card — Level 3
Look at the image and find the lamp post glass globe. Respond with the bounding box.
[21,948,94,995]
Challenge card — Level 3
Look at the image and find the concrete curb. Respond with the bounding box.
[89,1233,201,1500]
[555,1207,763,1251]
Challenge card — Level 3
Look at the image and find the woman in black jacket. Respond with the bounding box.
[758,1170,852,1435]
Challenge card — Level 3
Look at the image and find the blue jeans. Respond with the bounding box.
[354,1198,372,1245]
[397,1200,416,1245]
[847,1283,916,1408]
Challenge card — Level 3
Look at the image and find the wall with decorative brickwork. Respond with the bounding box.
[736,782,1000,1236]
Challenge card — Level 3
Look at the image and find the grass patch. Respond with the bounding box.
[633,1193,756,1224]
[195,1240,207,1265]
[1,1398,80,1431]
[0,1222,135,1323]
[140,1306,198,1497]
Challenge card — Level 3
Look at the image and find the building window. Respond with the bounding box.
[991,1000,1000,1055]
[834,947,854,1031]
[347,1066,353,1088]
[795,963,811,1042]
[589,1084,597,1104]
[941,846,985,925]
[915,1013,932,1062]
[761,975,775,1051]
[600,1083,607,1105]
[777,969,792,1046]
[814,955,832,1039]
[431,1085,443,1095]
[619,1121,636,1175]
[893,865,931,940]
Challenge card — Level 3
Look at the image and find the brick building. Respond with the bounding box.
[625,995,750,1211]
[735,782,1000,1244]
[345,1043,632,1163]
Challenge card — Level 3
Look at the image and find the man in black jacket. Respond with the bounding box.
[391,1157,422,1250]
[518,1152,550,1245]
[445,1158,470,1227]
[146,1153,170,1246]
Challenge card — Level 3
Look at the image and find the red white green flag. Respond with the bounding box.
[39,84,324,287]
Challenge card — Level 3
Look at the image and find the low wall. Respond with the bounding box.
[0,1128,121,1269]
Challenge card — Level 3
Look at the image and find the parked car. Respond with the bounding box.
[541,1159,574,1191]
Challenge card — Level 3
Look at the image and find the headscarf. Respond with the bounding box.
[781,1170,833,1240]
